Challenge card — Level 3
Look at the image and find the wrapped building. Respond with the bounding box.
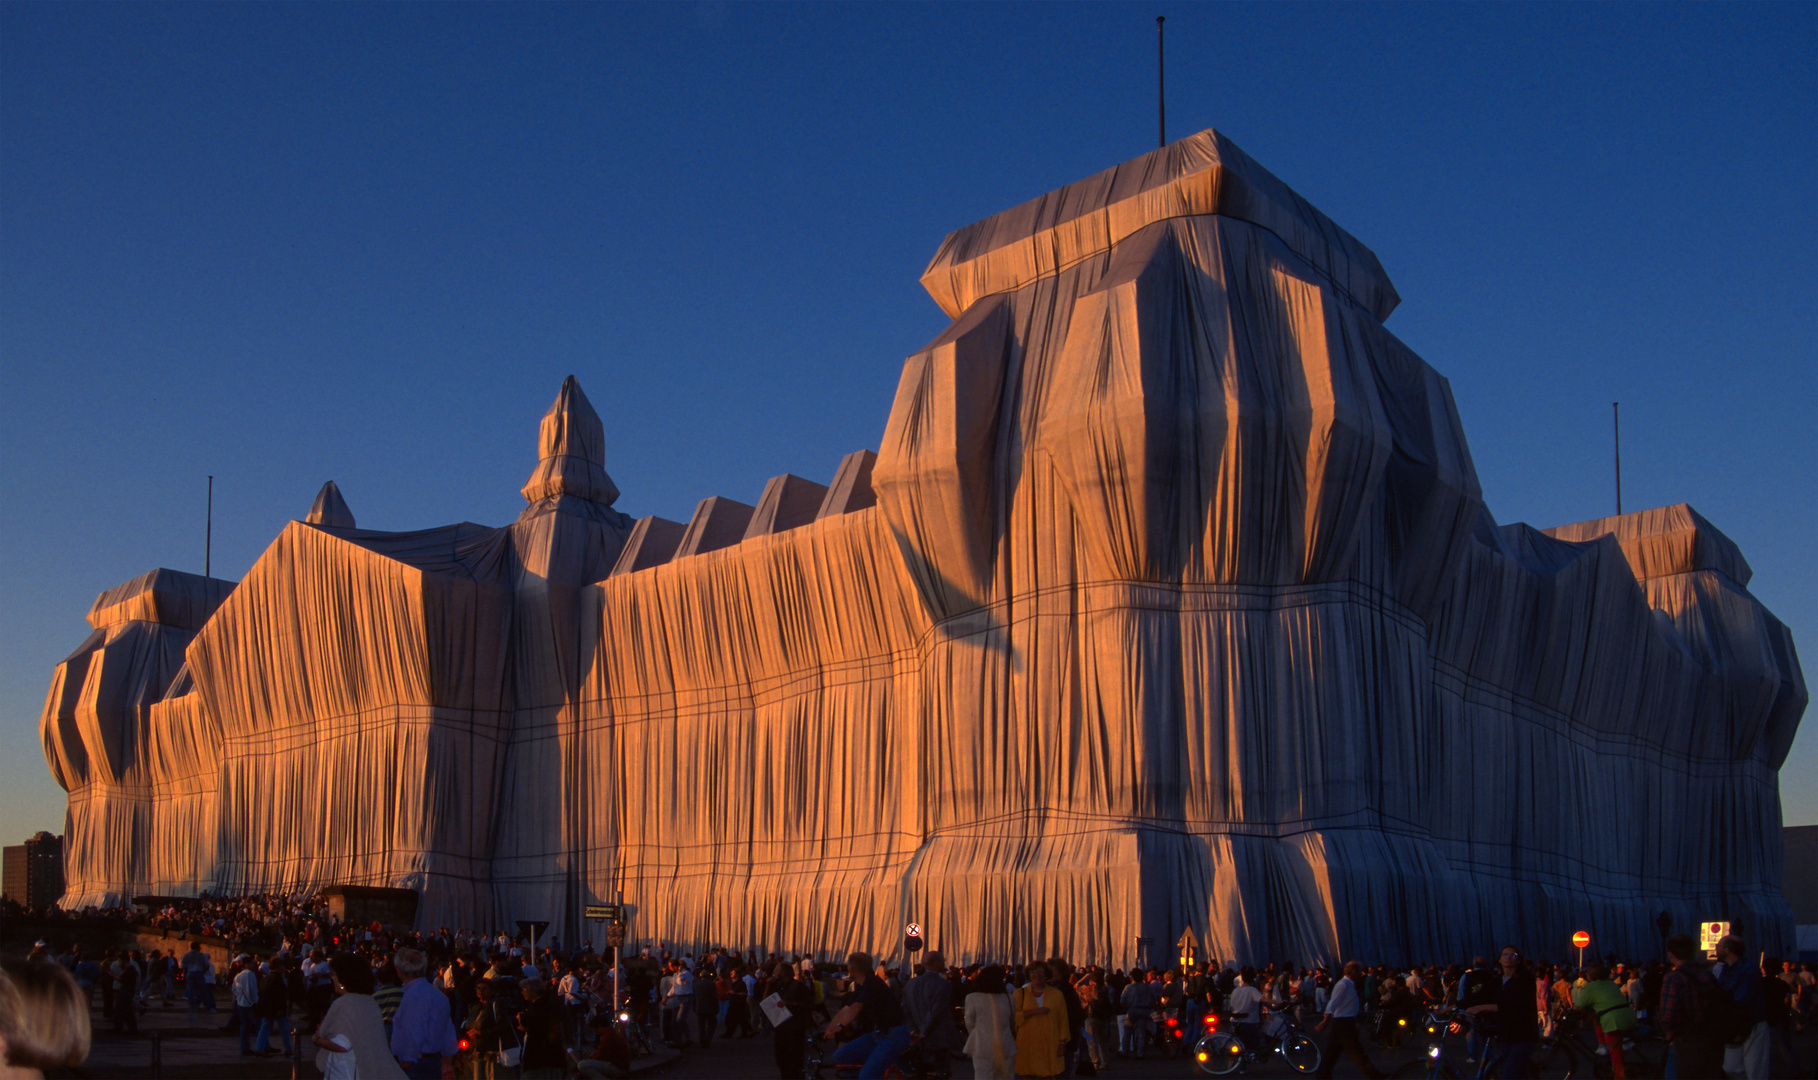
[40,130,1807,965]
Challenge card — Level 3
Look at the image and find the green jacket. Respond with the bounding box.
[1572,980,1637,1032]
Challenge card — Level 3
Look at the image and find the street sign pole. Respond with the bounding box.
[613,889,623,1038]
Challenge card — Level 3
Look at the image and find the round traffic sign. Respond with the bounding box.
[1572,931,1590,948]
[905,923,922,937]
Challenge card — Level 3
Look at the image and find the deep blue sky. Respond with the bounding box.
[3,2,1812,847]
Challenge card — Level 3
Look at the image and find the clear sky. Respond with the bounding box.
[2,2,1812,847]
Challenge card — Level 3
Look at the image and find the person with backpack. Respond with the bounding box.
[1713,935,1770,1079]
[1659,933,1727,1080]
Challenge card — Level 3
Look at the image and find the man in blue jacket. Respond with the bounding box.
[1715,935,1769,1080]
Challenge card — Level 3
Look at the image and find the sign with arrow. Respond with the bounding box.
[1177,926,1202,969]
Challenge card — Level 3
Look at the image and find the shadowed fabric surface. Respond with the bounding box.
[40,129,1805,965]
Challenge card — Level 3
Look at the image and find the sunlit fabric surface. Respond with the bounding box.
[41,130,1805,965]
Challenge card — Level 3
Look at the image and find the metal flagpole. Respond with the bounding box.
[206,476,213,577]
[1156,16,1166,148]
[1612,403,1621,516]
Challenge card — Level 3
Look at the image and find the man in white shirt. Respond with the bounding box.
[663,961,695,1047]
[557,960,587,1045]
[1227,971,1265,1048]
[1314,962,1384,1080]
[231,956,261,1056]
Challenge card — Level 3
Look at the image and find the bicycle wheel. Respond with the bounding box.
[1194,1032,1245,1075]
[1283,1032,1323,1073]
[1391,1062,1458,1079]
[1529,1038,1583,1078]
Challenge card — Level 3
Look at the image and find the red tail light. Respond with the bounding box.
[458,1039,470,1051]
[1167,1018,1178,1028]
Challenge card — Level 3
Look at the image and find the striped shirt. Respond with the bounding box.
[373,983,405,1022]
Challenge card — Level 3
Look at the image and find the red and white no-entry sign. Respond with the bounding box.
[1572,931,1590,948]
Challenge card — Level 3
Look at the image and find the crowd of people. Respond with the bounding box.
[4,892,1816,1079]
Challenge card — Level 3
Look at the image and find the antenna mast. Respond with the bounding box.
[1156,16,1166,148]
[1612,403,1622,516]
[206,475,213,578]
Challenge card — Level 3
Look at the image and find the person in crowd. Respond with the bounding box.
[825,950,912,1079]
[180,943,209,1014]
[514,979,566,1079]
[1714,934,1770,1079]
[372,962,405,1040]
[110,951,139,1034]
[1571,962,1635,1079]
[1228,968,1264,1049]
[1118,967,1158,1058]
[1078,970,1115,1073]
[768,959,813,1079]
[304,947,335,1032]
[903,950,957,1059]
[574,1011,632,1080]
[1377,971,1417,1047]
[462,979,506,1080]
[725,963,755,1039]
[70,948,98,1011]
[97,950,118,1021]
[231,954,261,1055]
[1047,958,1086,1073]
[555,958,588,1047]
[963,964,1017,1080]
[0,958,91,1080]
[1463,947,1538,1080]
[692,958,720,1047]
[1012,961,1070,1078]
[1454,955,1497,1064]
[390,947,458,1080]
[1658,933,1726,1080]
[1315,961,1384,1080]
[250,957,290,1057]
[313,953,404,1080]
[138,950,162,1008]
[661,959,693,1047]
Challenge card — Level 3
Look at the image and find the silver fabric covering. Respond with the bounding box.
[40,130,1805,965]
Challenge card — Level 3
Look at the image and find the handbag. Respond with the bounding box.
[494,1002,523,1068]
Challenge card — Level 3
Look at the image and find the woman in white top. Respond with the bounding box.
[963,965,1018,1080]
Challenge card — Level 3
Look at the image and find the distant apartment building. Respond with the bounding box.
[2,832,64,910]
[1789,825,1818,960]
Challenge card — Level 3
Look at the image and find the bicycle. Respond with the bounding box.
[1195,1005,1322,1075]
[1535,1009,1661,1079]
[803,1028,949,1079]
[1390,1008,1477,1079]
[803,1029,831,1078]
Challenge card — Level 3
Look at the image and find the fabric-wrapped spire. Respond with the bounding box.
[520,376,621,506]
[305,481,356,528]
